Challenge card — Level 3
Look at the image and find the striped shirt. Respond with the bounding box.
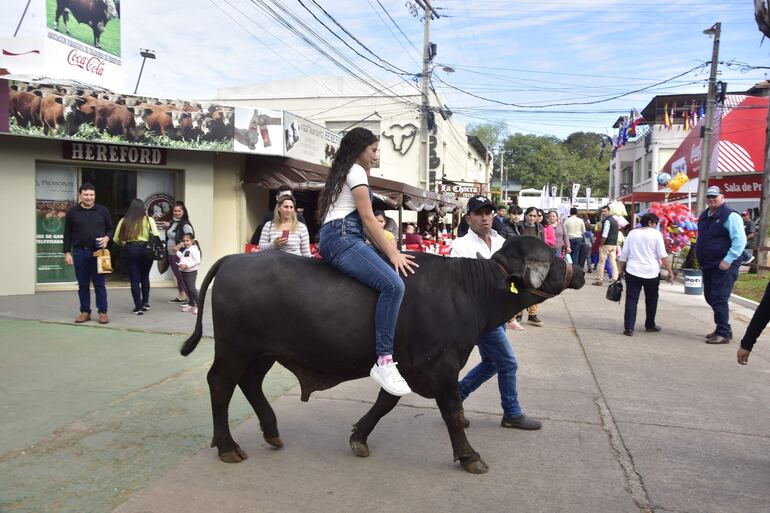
[259,221,312,257]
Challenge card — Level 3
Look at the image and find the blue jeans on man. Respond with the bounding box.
[569,237,583,268]
[319,215,405,356]
[72,247,107,313]
[458,325,521,419]
[702,262,741,337]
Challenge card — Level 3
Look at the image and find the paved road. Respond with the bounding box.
[0,282,768,513]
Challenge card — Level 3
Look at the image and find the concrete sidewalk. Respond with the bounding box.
[1,280,769,513]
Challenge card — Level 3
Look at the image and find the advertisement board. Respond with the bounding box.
[35,164,77,283]
[234,107,283,155]
[283,112,340,166]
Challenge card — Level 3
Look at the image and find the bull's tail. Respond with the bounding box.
[180,255,228,356]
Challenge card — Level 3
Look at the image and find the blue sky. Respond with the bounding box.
[4,0,769,139]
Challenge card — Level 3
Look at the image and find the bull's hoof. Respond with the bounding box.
[219,446,248,463]
[349,439,369,458]
[462,459,489,474]
[264,435,283,448]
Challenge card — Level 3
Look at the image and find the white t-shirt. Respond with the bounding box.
[323,164,369,223]
[619,227,667,279]
[449,228,505,259]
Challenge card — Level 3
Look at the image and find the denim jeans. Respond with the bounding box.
[122,243,152,309]
[702,262,741,336]
[569,238,583,268]
[623,272,660,331]
[72,247,107,313]
[319,213,405,356]
[458,326,521,419]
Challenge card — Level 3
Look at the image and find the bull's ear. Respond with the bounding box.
[523,260,550,289]
[499,273,526,295]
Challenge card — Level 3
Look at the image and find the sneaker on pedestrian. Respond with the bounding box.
[191,307,198,315]
[141,304,151,311]
[370,362,411,396]
[705,331,732,341]
[181,305,193,312]
[507,320,525,331]
[592,280,603,286]
[501,414,542,430]
[527,315,543,327]
[706,335,731,345]
[742,255,755,265]
[168,297,186,304]
[132,307,144,316]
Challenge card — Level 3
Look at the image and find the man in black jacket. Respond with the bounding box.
[497,205,524,239]
[63,183,114,324]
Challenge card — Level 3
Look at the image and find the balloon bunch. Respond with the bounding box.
[641,202,698,254]
[656,171,688,192]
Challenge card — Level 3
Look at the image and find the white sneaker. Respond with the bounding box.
[370,362,411,396]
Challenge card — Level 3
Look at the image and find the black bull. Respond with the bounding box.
[181,236,584,473]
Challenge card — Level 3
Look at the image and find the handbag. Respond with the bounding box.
[606,279,623,302]
[93,248,113,274]
[144,217,166,261]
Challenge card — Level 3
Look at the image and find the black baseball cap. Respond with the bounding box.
[467,195,495,214]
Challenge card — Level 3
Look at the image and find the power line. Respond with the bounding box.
[433,63,709,108]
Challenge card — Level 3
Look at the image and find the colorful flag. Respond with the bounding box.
[663,103,671,129]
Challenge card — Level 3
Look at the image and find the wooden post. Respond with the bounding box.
[757,100,770,277]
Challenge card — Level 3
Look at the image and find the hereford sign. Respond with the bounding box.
[63,142,167,165]
[439,183,482,199]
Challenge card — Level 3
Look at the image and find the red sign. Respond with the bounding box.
[709,175,763,199]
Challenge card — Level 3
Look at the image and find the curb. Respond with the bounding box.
[673,274,758,311]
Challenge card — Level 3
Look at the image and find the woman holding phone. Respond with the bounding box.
[258,194,312,257]
[318,127,418,396]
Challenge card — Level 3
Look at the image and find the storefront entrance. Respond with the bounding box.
[35,164,179,287]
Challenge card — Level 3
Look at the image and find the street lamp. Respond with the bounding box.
[133,48,156,94]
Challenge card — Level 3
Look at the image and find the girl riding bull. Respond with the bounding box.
[317,127,418,396]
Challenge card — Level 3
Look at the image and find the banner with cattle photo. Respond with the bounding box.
[283,112,341,166]
[45,0,123,90]
[5,79,237,151]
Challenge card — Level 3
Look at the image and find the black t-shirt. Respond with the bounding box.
[63,203,114,252]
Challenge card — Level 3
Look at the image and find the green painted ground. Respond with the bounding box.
[0,319,298,513]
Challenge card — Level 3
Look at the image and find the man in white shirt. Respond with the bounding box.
[450,195,542,430]
[564,207,586,266]
[618,212,675,336]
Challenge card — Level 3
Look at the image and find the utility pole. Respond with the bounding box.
[695,22,721,215]
[416,0,439,190]
[758,93,770,276]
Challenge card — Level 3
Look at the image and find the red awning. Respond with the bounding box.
[660,95,767,180]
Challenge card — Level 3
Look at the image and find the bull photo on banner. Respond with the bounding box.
[46,0,121,57]
[6,80,235,151]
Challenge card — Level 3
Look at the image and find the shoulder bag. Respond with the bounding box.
[144,217,166,261]
[606,279,623,302]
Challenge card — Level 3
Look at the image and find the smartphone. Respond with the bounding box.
[281,230,289,239]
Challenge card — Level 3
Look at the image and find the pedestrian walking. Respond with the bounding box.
[163,201,194,305]
[318,127,418,396]
[62,182,113,325]
[450,195,541,431]
[696,186,747,344]
[593,205,619,286]
[114,199,160,315]
[736,280,770,365]
[564,207,586,265]
[617,212,675,336]
[518,207,545,326]
[176,233,201,315]
[741,210,756,265]
[547,210,570,259]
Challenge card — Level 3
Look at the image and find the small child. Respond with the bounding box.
[176,233,201,314]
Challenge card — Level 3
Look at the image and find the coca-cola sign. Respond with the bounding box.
[66,49,105,76]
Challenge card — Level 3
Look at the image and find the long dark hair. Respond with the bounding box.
[172,200,193,240]
[119,198,147,241]
[317,127,378,222]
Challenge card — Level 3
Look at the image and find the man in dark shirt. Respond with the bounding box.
[63,183,114,324]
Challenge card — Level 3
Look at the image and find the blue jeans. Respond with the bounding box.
[72,247,107,313]
[122,243,153,309]
[319,214,405,356]
[623,272,659,331]
[569,238,583,267]
[702,262,741,336]
[458,326,521,419]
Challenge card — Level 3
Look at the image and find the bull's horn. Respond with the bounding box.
[524,262,549,289]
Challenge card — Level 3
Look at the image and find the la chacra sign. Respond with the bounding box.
[439,183,482,199]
